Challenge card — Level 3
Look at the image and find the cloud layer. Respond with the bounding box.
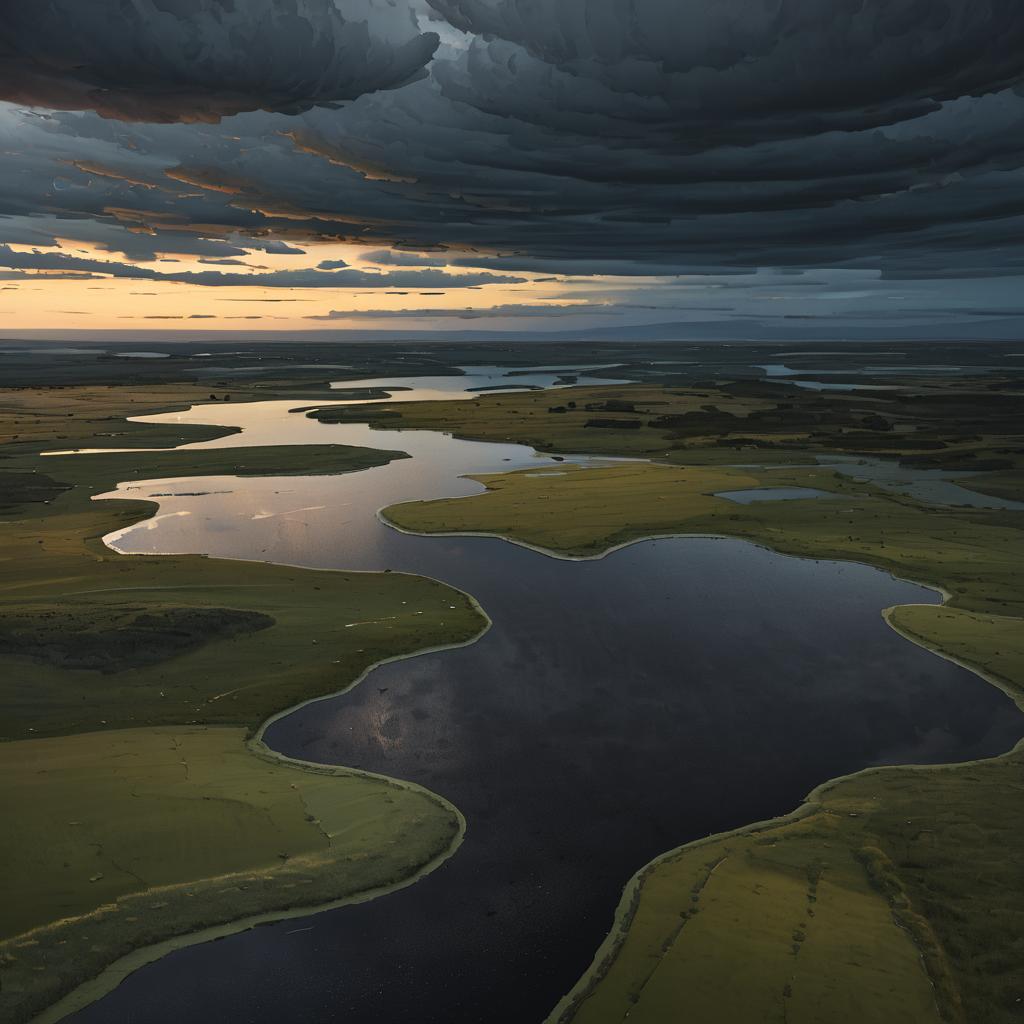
[3,0,1024,295]
[430,0,1024,142]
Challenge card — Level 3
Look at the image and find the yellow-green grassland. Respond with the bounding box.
[0,385,486,1023]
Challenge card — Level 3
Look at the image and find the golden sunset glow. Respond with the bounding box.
[0,240,590,332]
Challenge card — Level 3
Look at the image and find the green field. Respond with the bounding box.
[386,462,759,555]
[0,726,463,1023]
[954,470,1024,503]
[550,741,1024,1024]
[0,382,245,452]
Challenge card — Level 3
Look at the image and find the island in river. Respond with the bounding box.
[1,339,1022,1024]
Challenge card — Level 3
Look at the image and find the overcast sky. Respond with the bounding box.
[3,0,1024,340]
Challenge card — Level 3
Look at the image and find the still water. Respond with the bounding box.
[715,486,838,504]
[69,374,1020,1024]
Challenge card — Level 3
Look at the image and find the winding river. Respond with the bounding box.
[65,369,1020,1024]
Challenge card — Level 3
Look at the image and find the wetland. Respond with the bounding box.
[2,340,1022,1024]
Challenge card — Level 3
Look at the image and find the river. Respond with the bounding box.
[66,369,1020,1024]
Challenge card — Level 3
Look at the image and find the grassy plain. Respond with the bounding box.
[310,374,1024,472]
[552,742,1024,1024]
[387,462,758,554]
[311,383,776,459]
[0,443,493,740]
[0,726,461,1024]
[377,392,1024,1024]
[0,382,246,451]
[0,385,486,1023]
[954,470,1024,503]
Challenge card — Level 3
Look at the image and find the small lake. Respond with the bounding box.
[755,362,1001,392]
[67,372,1021,1024]
[325,364,629,401]
[715,486,837,504]
[817,455,1024,511]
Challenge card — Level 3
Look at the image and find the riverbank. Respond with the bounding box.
[383,461,1023,611]
[382,460,1024,1023]
[2,726,470,1024]
[547,730,1024,1024]
[0,388,488,1024]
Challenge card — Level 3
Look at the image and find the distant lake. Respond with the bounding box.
[70,373,1021,1024]
[715,486,837,503]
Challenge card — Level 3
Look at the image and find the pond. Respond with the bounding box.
[714,486,837,504]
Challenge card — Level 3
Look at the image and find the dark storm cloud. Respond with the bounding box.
[443,256,760,278]
[0,0,439,122]
[428,0,1024,144]
[3,0,1024,287]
